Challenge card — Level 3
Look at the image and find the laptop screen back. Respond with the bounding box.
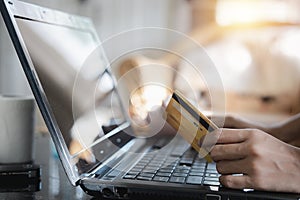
[2,0,133,181]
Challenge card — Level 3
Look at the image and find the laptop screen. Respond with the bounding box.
[11,7,133,175]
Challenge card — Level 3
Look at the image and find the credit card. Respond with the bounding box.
[164,90,218,162]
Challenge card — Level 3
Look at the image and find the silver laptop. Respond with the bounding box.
[1,0,299,199]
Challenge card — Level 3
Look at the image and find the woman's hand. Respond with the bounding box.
[210,128,300,193]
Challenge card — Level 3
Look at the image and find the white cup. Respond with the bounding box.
[0,95,35,164]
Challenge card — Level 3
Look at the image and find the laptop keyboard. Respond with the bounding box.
[122,145,220,186]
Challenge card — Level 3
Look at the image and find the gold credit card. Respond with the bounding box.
[164,90,218,162]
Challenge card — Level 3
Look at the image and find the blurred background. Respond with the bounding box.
[1,0,300,123]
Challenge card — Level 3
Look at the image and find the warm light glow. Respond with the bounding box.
[216,0,299,26]
[275,30,300,59]
[226,43,252,73]
[129,84,171,125]
[131,84,170,112]
[141,85,170,111]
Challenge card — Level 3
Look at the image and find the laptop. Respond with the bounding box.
[1,0,299,199]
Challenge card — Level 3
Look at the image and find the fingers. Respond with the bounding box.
[223,115,245,128]
[216,129,248,144]
[207,115,242,128]
[198,130,221,150]
[209,114,258,130]
[198,129,248,154]
[211,143,247,161]
[219,175,252,190]
[215,159,248,174]
[207,115,226,128]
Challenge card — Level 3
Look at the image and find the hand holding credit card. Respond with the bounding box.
[164,90,218,162]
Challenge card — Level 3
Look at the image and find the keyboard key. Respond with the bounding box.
[165,158,179,162]
[147,163,161,167]
[182,155,195,159]
[205,173,219,177]
[203,181,220,186]
[206,170,218,174]
[139,172,155,178]
[174,169,189,173]
[144,166,159,170]
[152,158,165,162]
[127,170,140,175]
[174,166,190,173]
[190,169,205,173]
[171,150,186,157]
[189,172,204,176]
[142,169,158,173]
[176,165,191,170]
[154,155,167,159]
[154,154,166,158]
[135,164,146,168]
[172,172,188,177]
[137,176,152,181]
[179,159,194,165]
[163,162,177,168]
[153,176,169,182]
[156,172,171,177]
[130,168,143,172]
[159,168,174,173]
[191,166,205,170]
[140,158,152,162]
[204,177,219,182]
[186,176,203,185]
[207,163,216,170]
[165,157,179,161]
[169,176,186,184]
[193,159,207,164]
[182,152,196,158]
[193,161,206,167]
[123,174,136,179]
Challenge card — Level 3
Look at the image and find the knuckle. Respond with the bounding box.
[236,144,244,154]
[249,128,264,139]
[216,162,224,173]
[220,176,234,188]
[247,143,260,157]
[219,175,227,186]
[244,176,255,189]
[210,148,217,159]
[248,160,262,177]
[250,176,264,189]
[236,130,243,139]
[210,146,222,161]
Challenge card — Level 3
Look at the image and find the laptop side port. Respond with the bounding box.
[206,194,221,200]
[115,187,128,198]
[102,188,114,198]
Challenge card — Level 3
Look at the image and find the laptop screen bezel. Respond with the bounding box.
[0,0,133,185]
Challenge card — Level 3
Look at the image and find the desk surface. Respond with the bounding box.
[0,133,92,200]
